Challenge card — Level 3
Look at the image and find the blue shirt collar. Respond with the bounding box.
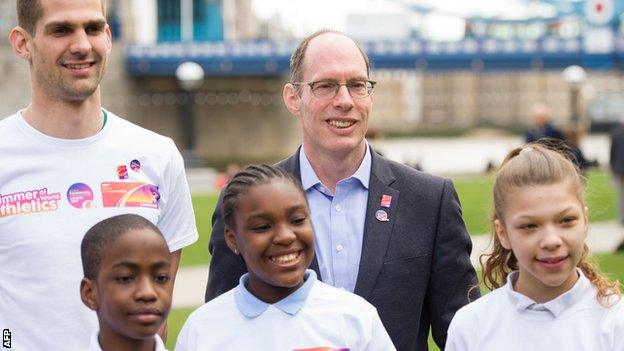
[299,142,371,191]
[234,269,317,318]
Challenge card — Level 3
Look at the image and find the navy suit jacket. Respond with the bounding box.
[205,147,479,350]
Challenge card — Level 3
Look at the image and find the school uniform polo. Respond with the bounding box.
[176,270,395,351]
[446,269,624,351]
[84,331,167,351]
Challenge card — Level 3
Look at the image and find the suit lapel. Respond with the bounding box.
[276,148,321,277]
[354,149,398,298]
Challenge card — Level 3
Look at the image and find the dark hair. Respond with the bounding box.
[290,29,371,88]
[17,0,107,35]
[222,164,305,230]
[481,143,621,305]
[81,214,162,279]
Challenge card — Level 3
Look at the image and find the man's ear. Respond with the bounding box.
[283,83,301,116]
[224,226,239,255]
[80,278,99,311]
[9,26,32,61]
[494,219,511,250]
[104,24,113,55]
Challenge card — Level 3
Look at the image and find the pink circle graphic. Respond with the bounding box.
[67,183,94,209]
[130,159,141,172]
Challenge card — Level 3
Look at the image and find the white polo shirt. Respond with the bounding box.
[84,331,167,351]
[176,270,396,350]
[446,269,624,351]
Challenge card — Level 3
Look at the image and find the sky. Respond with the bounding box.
[250,0,559,40]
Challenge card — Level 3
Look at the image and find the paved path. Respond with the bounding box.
[172,221,624,309]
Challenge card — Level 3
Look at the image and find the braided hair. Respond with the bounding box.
[222,164,306,231]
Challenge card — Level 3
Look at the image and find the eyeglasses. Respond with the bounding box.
[291,79,376,99]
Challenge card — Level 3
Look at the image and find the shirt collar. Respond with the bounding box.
[234,269,317,318]
[299,142,371,191]
[504,268,590,317]
[87,331,166,351]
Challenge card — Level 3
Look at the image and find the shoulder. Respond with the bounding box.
[371,150,451,197]
[0,113,18,134]
[451,288,507,327]
[308,281,379,315]
[107,111,176,148]
[184,289,237,327]
[605,295,624,321]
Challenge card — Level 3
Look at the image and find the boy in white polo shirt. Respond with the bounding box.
[176,165,395,350]
[80,214,172,351]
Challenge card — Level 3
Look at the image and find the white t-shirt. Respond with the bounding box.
[176,270,396,351]
[446,269,624,351]
[85,331,167,351]
[0,110,198,350]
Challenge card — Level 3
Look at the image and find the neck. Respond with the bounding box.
[303,142,367,194]
[24,87,104,139]
[514,269,579,303]
[98,331,156,351]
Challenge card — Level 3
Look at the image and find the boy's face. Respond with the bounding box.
[82,228,172,342]
[225,179,315,303]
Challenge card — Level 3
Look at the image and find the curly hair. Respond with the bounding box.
[481,143,621,306]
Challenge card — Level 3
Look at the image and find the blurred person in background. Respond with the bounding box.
[610,113,624,225]
[524,103,565,143]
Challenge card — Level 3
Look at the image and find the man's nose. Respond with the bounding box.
[69,30,92,55]
[332,84,355,110]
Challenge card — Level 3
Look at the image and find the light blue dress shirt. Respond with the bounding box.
[299,145,371,292]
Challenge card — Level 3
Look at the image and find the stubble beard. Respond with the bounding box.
[33,55,107,103]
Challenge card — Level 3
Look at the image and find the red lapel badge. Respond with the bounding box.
[380,194,392,208]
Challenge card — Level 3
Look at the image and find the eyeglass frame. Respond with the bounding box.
[291,79,377,99]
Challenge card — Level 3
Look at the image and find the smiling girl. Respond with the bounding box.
[446,144,623,351]
[176,164,394,351]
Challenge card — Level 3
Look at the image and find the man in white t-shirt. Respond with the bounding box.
[0,0,198,349]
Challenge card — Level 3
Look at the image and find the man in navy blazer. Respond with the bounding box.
[205,30,479,350]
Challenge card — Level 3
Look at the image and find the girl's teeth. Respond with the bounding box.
[272,253,298,264]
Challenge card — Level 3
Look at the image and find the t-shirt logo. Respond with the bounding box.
[101,182,160,208]
[0,188,61,218]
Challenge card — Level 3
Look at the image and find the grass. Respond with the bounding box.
[178,194,218,267]
[452,170,616,235]
[179,169,617,268]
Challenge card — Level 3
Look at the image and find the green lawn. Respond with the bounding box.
[178,194,219,267]
[180,170,617,268]
[453,169,617,236]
